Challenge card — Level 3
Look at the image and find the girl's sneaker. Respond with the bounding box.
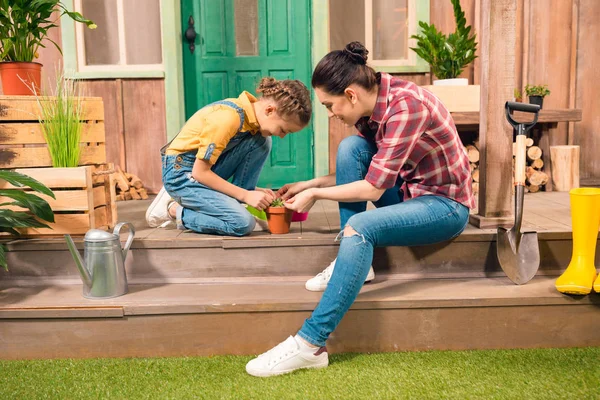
[305,258,375,292]
[145,187,176,228]
[246,335,328,377]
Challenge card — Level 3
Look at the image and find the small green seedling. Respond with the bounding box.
[270,198,285,207]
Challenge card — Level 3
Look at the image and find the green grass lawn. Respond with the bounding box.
[1,347,599,399]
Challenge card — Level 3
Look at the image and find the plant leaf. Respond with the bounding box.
[0,170,55,198]
[0,189,54,222]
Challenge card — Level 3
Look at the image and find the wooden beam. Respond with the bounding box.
[470,0,517,228]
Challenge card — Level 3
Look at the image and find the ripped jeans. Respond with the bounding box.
[297,135,470,346]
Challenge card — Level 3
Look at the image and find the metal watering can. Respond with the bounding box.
[64,222,135,299]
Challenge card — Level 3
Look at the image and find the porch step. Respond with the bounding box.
[1,276,599,359]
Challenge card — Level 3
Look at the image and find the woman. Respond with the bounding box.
[246,42,474,377]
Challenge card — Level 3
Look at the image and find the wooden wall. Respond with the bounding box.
[329,0,600,185]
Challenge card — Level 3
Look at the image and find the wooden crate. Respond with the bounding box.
[0,95,117,236]
[0,164,118,236]
[0,96,106,168]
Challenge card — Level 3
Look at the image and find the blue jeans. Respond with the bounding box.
[297,135,470,346]
[162,131,271,236]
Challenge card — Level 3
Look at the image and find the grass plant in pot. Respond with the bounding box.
[0,170,55,271]
[0,0,95,95]
[32,70,85,167]
[524,84,550,109]
[410,0,477,86]
[265,198,293,234]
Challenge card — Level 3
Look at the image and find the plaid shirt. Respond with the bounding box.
[356,73,475,209]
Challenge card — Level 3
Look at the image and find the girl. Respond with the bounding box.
[146,77,312,236]
[246,42,474,377]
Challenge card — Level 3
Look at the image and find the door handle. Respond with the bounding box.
[185,15,197,54]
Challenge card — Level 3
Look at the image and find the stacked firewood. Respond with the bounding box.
[515,139,549,193]
[466,138,549,194]
[114,165,150,201]
[466,141,481,195]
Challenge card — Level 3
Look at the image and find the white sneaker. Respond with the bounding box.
[145,186,176,228]
[253,217,269,232]
[246,335,328,377]
[305,258,375,292]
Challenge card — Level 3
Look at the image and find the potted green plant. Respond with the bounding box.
[265,198,293,234]
[0,0,95,95]
[410,0,477,85]
[514,88,523,102]
[32,70,85,167]
[524,84,551,109]
[0,170,55,270]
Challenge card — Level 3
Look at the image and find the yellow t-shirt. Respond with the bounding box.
[166,91,260,164]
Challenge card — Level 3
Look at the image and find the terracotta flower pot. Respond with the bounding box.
[265,206,293,234]
[0,62,42,95]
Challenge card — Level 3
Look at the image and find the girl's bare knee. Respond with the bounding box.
[343,225,358,237]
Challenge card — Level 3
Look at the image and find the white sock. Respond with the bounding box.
[295,334,319,350]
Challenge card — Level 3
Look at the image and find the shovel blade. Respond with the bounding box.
[497,227,540,284]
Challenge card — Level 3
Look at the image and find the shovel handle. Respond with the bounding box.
[514,135,527,186]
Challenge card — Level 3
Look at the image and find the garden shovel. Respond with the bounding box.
[497,101,541,285]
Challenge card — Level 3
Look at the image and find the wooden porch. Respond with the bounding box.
[1,192,599,360]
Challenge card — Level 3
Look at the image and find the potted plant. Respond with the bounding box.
[514,88,523,102]
[0,0,95,95]
[0,170,55,270]
[32,70,85,167]
[265,198,293,234]
[410,0,477,85]
[524,84,551,109]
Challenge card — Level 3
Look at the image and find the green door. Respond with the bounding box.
[181,0,313,188]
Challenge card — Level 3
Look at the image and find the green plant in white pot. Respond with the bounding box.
[410,0,477,85]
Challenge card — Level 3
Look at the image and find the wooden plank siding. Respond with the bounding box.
[21,1,600,184]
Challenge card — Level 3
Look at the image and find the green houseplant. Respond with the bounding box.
[0,170,55,270]
[0,0,95,95]
[410,0,477,84]
[265,198,293,234]
[524,84,551,109]
[32,70,85,167]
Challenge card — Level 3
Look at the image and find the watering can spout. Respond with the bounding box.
[64,234,92,288]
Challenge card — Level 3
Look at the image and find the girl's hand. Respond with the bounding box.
[256,187,276,198]
[285,189,317,213]
[277,181,312,200]
[243,190,275,210]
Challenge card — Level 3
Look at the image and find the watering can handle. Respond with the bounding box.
[113,222,135,261]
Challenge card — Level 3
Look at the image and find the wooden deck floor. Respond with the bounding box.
[124,191,575,244]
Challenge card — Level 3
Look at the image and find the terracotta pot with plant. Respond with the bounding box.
[0,0,95,95]
[265,198,293,234]
[524,84,551,109]
[410,0,477,86]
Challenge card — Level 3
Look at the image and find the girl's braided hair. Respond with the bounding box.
[256,77,312,125]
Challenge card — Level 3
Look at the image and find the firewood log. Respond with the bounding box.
[528,170,546,186]
[137,188,149,200]
[123,191,133,201]
[116,194,125,201]
[466,145,480,163]
[531,158,544,169]
[127,173,144,189]
[525,138,534,147]
[114,165,130,192]
[472,168,480,183]
[472,182,479,195]
[129,187,141,200]
[526,146,542,161]
[527,184,540,193]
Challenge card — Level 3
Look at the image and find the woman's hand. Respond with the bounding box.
[285,188,317,213]
[243,190,275,210]
[277,181,313,200]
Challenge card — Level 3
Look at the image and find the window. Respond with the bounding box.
[73,0,163,73]
[329,0,429,72]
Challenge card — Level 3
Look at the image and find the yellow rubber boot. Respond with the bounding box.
[555,188,600,295]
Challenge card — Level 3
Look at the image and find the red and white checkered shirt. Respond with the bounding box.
[356,73,475,209]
